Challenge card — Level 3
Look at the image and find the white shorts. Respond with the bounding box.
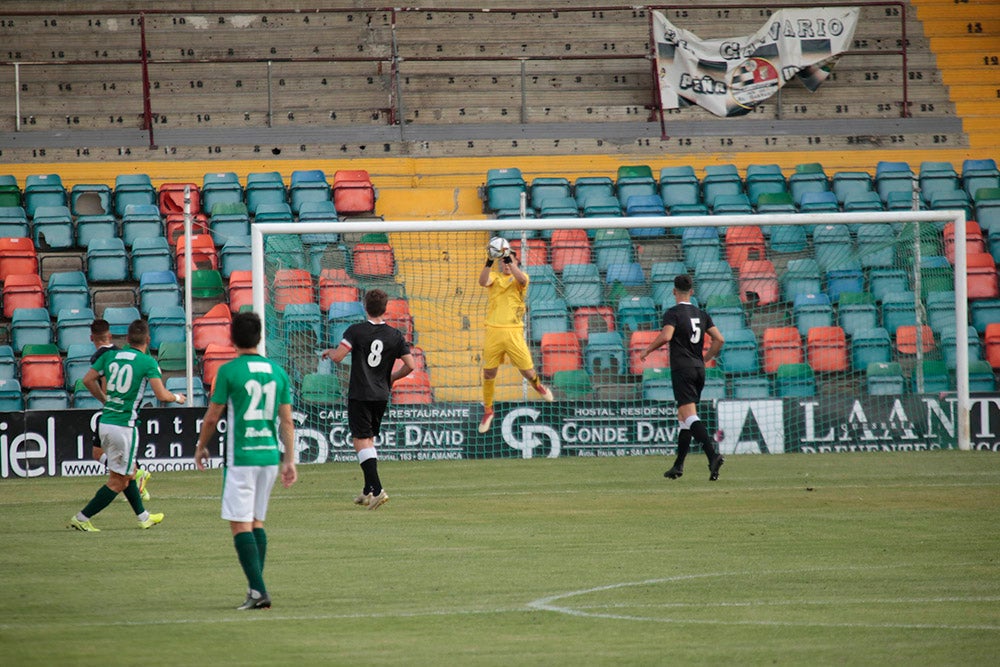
[98,423,140,476]
[221,465,279,523]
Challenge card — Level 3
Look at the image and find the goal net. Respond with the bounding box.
[250,210,973,463]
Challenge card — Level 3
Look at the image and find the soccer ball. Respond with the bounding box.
[487,236,511,259]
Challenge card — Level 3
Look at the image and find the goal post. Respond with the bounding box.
[251,208,973,459]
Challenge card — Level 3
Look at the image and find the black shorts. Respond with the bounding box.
[671,366,705,406]
[348,399,388,440]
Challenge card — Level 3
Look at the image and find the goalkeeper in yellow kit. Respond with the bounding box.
[477,242,554,433]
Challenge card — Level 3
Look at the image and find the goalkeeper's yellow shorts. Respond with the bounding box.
[482,325,535,371]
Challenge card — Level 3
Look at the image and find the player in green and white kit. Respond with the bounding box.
[69,320,187,532]
[195,311,297,610]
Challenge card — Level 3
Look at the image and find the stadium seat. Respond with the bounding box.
[73,213,116,249]
[0,205,29,238]
[190,269,225,300]
[391,371,433,404]
[0,175,18,208]
[693,259,737,300]
[201,173,244,215]
[738,260,779,306]
[781,258,822,302]
[164,212,210,247]
[289,170,331,214]
[328,300,366,346]
[351,243,395,277]
[175,234,218,278]
[733,375,772,399]
[774,363,816,397]
[103,306,140,336]
[798,190,839,212]
[0,345,16,381]
[156,341,189,374]
[158,182,201,216]
[551,369,593,400]
[0,236,38,281]
[881,291,919,332]
[486,169,527,214]
[24,174,67,218]
[701,164,743,208]
[856,223,897,269]
[550,229,591,272]
[193,303,232,350]
[524,265,559,306]
[875,161,915,204]
[851,328,892,370]
[725,226,766,268]
[943,221,985,265]
[562,263,602,309]
[837,293,878,338]
[756,192,796,216]
[541,332,583,377]
[705,294,746,333]
[530,177,573,211]
[615,170,657,210]
[972,299,1000,336]
[332,169,376,214]
[967,253,999,300]
[138,270,181,316]
[917,256,954,299]
[682,226,722,267]
[219,235,252,278]
[272,268,315,312]
[528,298,570,344]
[582,195,623,218]
[12,308,53,352]
[0,378,23,410]
[228,270,254,313]
[245,172,286,214]
[131,236,172,277]
[788,163,830,205]
[831,171,874,206]
[209,208,251,247]
[3,273,45,318]
[300,372,343,405]
[70,184,112,218]
[720,327,758,374]
[64,343,97,390]
[31,205,74,249]
[762,327,803,374]
[113,174,156,218]
[163,376,207,408]
[383,298,414,343]
[970,360,997,392]
[941,325,984,370]
[806,326,848,373]
[538,196,579,218]
[318,268,360,311]
[793,293,834,336]
[866,361,905,395]
[984,323,1000,369]
[605,262,644,287]
[919,162,960,204]
[202,343,238,387]
[84,237,126,282]
[961,158,1000,199]
[148,305,186,350]
[253,202,294,224]
[659,167,702,212]
[895,325,935,356]
[121,204,163,248]
[869,268,910,303]
[640,367,673,401]
[509,238,548,266]
[616,296,658,334]
[712,193,753,215]
[282,302,323,344]
[926,290,957,334]
[574,177,615,209]
[26,388,71,410]
[746,164,788,205]
[572,306,616,342]
[55,307,96,352]
[767,224,808,253]
[19,343,64,389]
[651,261,688,305]
[624,193,666,221]
[824,261,864,304]
[627,330,667,375]
[912,359,950,393]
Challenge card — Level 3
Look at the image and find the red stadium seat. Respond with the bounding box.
[332,169,375,214]
[393,345,426,373]
[193,303,232,350]
[383,298,414,343]
[895,325,935,355]
[550,229,591,272]
[628,330,668,375]
[391,370,432,404]
[739,259,780,306]
[540,331,583,377]
[352,243,395,277]
[986,323,1000,368]
[158,183,201,215]
[175,234,218,278]
[318,268,359,311]
[272,268,314,312]
[228,270,254,313]
[572,306,615,342]
[762,327,803,374]
[509,238,549,266]
[967,253,999,300]
[165,213,209,246]
[3,273,45,318]
[0,237,39,281]
[202,343,237,388]
[806,326,848,372]
[725,225,767,269]
[20,344,64,389]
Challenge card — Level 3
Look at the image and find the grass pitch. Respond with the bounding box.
[1,452,998,666]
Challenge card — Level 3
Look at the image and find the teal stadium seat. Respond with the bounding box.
[585,332,627,375]
[780,258,822,301]
[573,177,614,209]
[852,328,892,370]
[65,343,97,389]
[0,345,16,381]
[75,214,117,248]
[866,361,905,395]
[918,162,960,205]
[961,159,1000,199]
[485,168,527,215]
[720,328,758,374]
[70,184,112,216]
[253,202,294,223]
[831,171,873,206]
[793,293,834,336]
[87,237,128,282]
[113,174,156,218]
[47,271,90,316]
[56,307,96,352]
[26,389,71,411]
[138,270,181,315]
[528,298,570,344]
[0,378,24,410]
[148,305,187,350]
[641,368,673,401]
[775,363,816,397]
[131,236,172,277]
[0,206,29,238]
[530,177,572,212]
[701,164,742,208]
[282,302,323,344]
[941,326,983,370]
[31,205,74,249]
[246,172,287,214]
[103,306,140,336]
[733,375,771,399]
[12,308,53,352]
[220,235,252,278]
[202,173,244,215]
[289,170,331,215]
[561,263,602,309]
[24,174,66,218]
[875,161,915,204]
[616,296,658,334]
[838,293,878,338]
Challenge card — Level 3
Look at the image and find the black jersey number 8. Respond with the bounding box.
[367,339,383,367]
[689,317,702,344]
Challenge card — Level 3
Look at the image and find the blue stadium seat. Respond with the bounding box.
[824,261,864,303]
[605,262,644,286]
[681,226,722,267]
[148,305,187,350]
[327,300,365,346]
[138,270,182,316]
[798,190,839,213]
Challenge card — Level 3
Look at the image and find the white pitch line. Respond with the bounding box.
[526,568,1000,632]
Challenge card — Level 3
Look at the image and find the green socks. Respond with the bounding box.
[80,485,118,520]
[253,527,267,571]
[234,531,267,596]
[122,479,145,515]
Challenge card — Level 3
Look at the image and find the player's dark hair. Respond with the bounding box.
[231,311,262,349]
[90,318,110,336]
[674,274,693,292]
[365,289,388,318]
[126,319,149,346]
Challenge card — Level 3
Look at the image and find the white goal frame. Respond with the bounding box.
[251,209,972,450]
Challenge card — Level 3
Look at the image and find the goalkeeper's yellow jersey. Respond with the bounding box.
[485,271,530,328]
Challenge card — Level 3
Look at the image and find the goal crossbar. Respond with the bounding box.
[251,208,971,450]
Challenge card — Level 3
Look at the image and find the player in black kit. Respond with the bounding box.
[322,289,416,509]
[640,274,726,480]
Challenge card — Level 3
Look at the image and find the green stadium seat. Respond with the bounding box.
[156,341,189,373]
[300,372,343,405]
[775,363,816,397]
[0,175,20,208]
[970,360,997,392]
[553,369,594,400]
[866,361,905,395]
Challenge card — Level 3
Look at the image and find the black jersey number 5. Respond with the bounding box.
[689,317,702,344]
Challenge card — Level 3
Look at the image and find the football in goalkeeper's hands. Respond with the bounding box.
[487,236,511,259]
